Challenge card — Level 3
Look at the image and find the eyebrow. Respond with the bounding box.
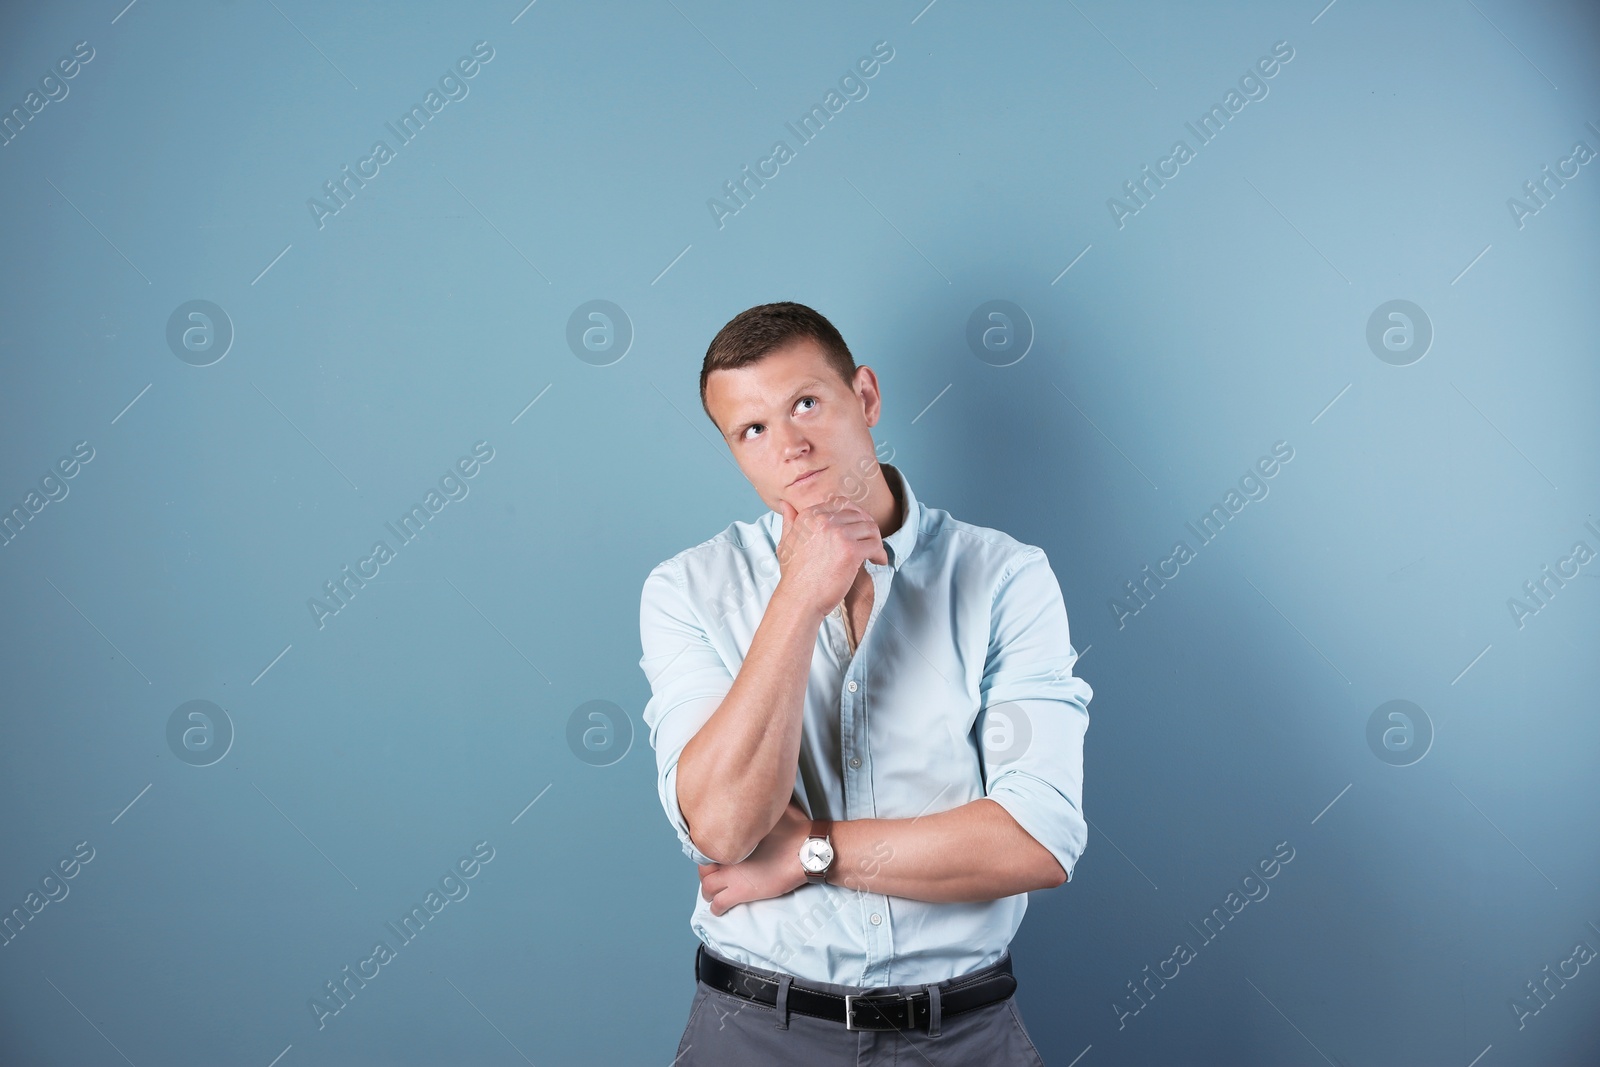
[725,378,829,437]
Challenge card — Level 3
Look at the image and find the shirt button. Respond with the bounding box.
[849,757,861,768]
[869,913,882,925]
[846,680,858,693]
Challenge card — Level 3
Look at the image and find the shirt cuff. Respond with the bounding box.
[660,758,720,866]
[984,769,1087,884]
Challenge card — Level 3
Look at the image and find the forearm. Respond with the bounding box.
[676,580,824,863]
[826,798,1067,901]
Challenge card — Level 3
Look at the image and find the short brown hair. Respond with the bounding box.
[700,302,858,425]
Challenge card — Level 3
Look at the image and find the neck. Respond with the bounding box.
[872,463,905,539]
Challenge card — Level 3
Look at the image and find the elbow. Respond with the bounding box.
[1023,858,1067,893]
[676,772,769,864]
[1041,857,1069,889]
[691,823,756,866]
[1024,838,1069,891]
[993,800,1070,890]
[678,788,757,865]
[676,766,726,864]
[675,749,752,864]
[680,807,740,865]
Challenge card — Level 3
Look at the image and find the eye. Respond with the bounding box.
[738,397,817,442]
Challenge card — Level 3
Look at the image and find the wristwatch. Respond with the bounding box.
[799,819,834,885]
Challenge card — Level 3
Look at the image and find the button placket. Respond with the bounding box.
[866,564,895,979]
[824,605,848,659]
[839,620,863,819]
[863,895,892,985]
[845,562,890,833]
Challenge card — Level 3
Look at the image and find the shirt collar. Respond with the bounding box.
[769,461,921,573]
[879,463,920,571]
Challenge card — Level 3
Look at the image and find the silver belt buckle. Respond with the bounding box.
[844,992,908,1031]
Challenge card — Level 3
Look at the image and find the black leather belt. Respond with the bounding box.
[695,944,1017,1032]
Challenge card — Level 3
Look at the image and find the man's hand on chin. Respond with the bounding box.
[698,799,813,916]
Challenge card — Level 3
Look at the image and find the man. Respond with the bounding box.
[638,301,1092,1064]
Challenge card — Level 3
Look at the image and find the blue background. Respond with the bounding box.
[2,1,1597,1064]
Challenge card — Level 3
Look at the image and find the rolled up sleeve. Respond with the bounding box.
[638,557,736,866]
[976,546,1093,884]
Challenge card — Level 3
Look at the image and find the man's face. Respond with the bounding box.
[705,337,882,513]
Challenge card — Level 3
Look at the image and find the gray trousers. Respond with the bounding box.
[672,943,1049,1066]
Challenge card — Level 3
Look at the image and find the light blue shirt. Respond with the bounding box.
[637,462,1092,987]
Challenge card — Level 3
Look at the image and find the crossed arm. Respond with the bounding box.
[695,794,1067,918]
[661,555,1076,917]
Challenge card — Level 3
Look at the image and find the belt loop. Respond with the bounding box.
[926,982,942,1037]
[774,975,793,1030]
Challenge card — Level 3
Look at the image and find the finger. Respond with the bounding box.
[834,502,881,525]
[816,510,871,541]
[819,499,869,523]
[787,506,827,539]
[846,523,887,553]
[854,533,888,566]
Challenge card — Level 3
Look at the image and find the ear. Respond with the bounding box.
[855,366,883,427]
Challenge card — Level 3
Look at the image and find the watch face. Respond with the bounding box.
[800,838,833,872]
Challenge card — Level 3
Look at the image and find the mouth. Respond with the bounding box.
[788,467,826,487]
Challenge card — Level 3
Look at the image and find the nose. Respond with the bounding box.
[776,420,811,457]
